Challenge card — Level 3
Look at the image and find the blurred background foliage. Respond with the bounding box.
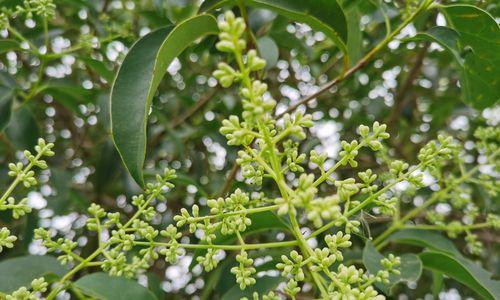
[0,0,498,298]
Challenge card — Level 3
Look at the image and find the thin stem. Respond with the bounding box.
[312,141,366,187]
[46,191,160,299]
[277,0,433,118]
[189,204,279,223]
[237,1,258,51]
[0,150,45,206]
[7,26,40,56]
[374,147,500,246]
[309,163,423,239]
[132,240,298,250]
[402,223,490,231]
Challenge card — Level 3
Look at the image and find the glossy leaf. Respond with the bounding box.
[387,229,500,299]
[409,26,463,65]
[419,251,500,300]
[363,241,422,294]
[0,85,13,131]
[257,36,279,69]
[74,272,158,300]
[111,15,219,186]
[442,5,500,108]
[384,229,461,256]
[199,0,348,52]
[0,255,68,293]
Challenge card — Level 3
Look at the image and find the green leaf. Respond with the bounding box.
[0,255,68,293]
[0,85,13,131]
[74,272,158,300]
[92,140,121,193]
[362,241,422,294]
[146,273,165,300]
[346,5,363,66]
[385,229,462,256]
[0,39,20,53]
[110,14,219,186]
[408,26,463,65]
[5,107,40,150]
[432,271,444,298]
[257,36,279,69]
[442,5,500,108]
[386,229,500,299]
[220,276,283,300]
[419,251,500,300]
[200,0,348,53]
[190,211,290,269]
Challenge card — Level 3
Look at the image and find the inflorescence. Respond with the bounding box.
[1,10,499,300]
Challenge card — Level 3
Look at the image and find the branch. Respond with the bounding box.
[385,43,429,128]
[276,1,431,118]
[171,87,219,128]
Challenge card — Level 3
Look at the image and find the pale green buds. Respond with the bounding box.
[5,277,47,300]
[335,178,360,200]
[0,227,17,253]
[197,248,220,271]
[310,150,327,167]
[220,116,254,145]
[231,250,256,289]
[277,251,305,281]
[213,62,238,88]
[285,279,301,297]
[311,247,337,270]
[216,11,247,53]
[246,50,266,71]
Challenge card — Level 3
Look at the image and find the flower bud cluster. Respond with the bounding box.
[5,10,498,300]
[5,277,48,300]
[35,168,177,278]
[0,139,54,253]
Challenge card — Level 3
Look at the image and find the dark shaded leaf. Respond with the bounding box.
[0,85,13,131]
[0,255,68,293]
[0,39,20,53]
[146,273,165,300]
[346,5,363,66]
[200,0,348,53]
[5,107,40,150]
[74,272,158,300]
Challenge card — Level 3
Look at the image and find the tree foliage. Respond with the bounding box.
[0,0,499,299]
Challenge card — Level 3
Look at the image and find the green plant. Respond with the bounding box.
[0,0,499,299]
